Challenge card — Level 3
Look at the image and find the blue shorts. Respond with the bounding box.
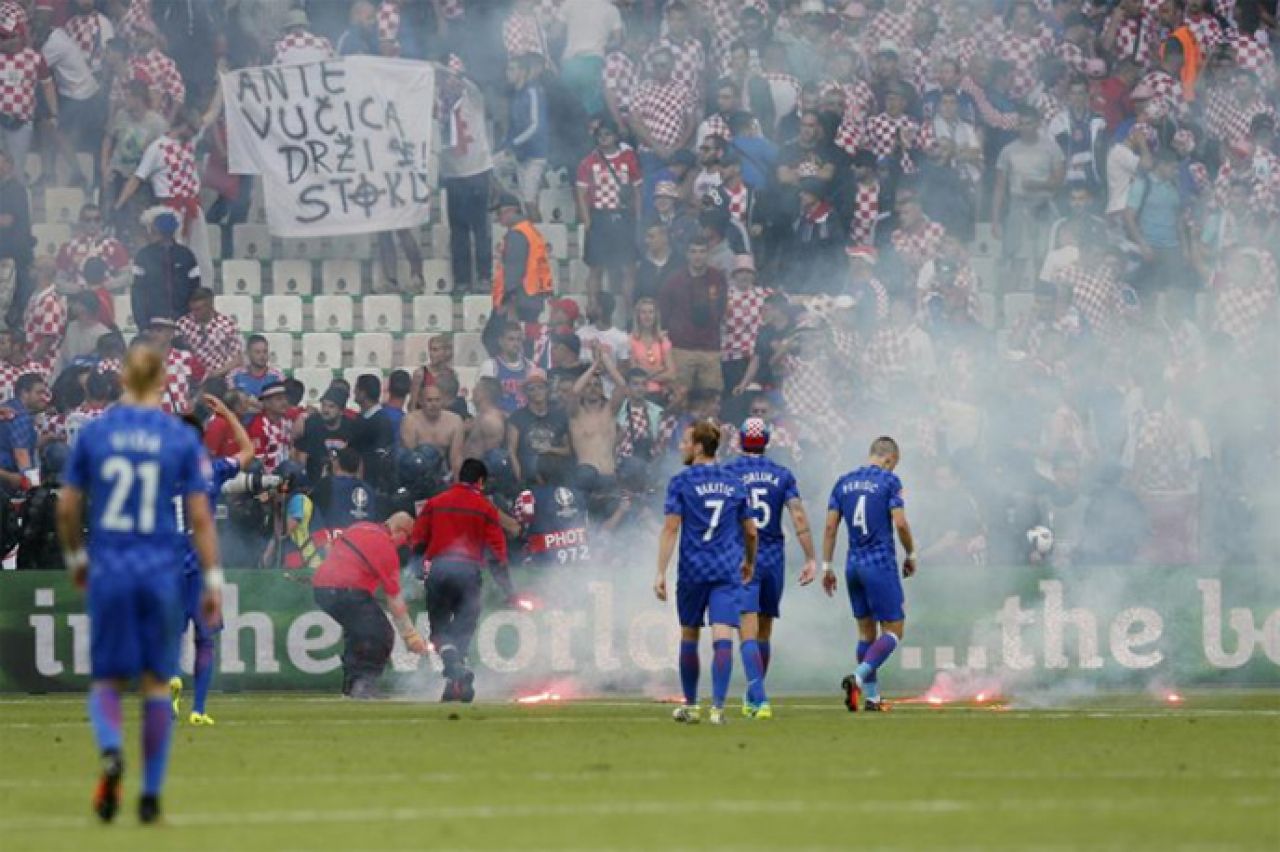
[677,579,741,628]
[845,548,905,623]
[88,550,184,680]
[182,566,222,642]
[740,542,784,618]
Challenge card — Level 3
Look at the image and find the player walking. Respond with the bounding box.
[169,394,255,726]
[723,418,818,718]
[654,421,757,726]
[57,346,222,824]
[822,436,917,712]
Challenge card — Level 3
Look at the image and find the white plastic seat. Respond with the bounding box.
[292,368,335,405]
[215,294,255,333]
[461,294,491,332]
[454,366,479,399]
[422,259,453,294]
[361,295,403,333]
[332,233,373,259]
[311,294,354,332]
[301,332,343,370]
[412,295,453,332]
[271,260,313,295]
[232,224,273,260]
[279,237,317,260]
[453,332,486,369]
[261,294,303,334]
[220,259,262,296]
[32,223,69,257]
[44,187,85,224]
[320,260,362,295]
[539,188,577,225]
[540,222,569,259]
[402,333,433,369]
[262,332,294,370]
[352,332,394,370]
[113,294,137,333]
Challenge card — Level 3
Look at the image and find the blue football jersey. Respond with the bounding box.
[724,454,799,545]
[180,454,239,574]
[64,406,210,556]
[664,463,750,583]
[828,465,904,556]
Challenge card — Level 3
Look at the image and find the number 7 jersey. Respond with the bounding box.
[828,465,904,557]
[664,463,750,584]
[65,405,211,554]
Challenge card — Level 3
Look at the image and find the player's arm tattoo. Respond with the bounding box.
[787,498,817,559]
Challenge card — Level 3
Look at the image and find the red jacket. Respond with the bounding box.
[312,522,402,596]
[412,483,508,568]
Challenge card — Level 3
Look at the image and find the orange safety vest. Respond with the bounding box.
[1164,27,1201,102]
[492,220,554,308]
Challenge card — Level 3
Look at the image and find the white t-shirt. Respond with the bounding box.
[576,325,630,363]
[1105,144,1140,215]
[559,0,622,61]
[42,28,98,101]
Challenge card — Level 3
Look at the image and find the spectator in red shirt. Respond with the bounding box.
[312,513,426,699]
[659,238,727,394]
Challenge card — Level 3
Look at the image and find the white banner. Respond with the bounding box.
[221,56,436,238]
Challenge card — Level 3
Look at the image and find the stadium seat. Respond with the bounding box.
[206,223,223,260]
[320,260,362,295]
[422,259,453,294]
[44,187,84,224]
[402,333,433,369]
[361,295,403,333]
[311,294,355,332]
[454,366,479,397]
[412,295,453,332]
[232,224,273,260]
[113,294,137,333]
[461,294,490,332]
[564,259,589,294]
[279,237,318,260]
[343,367,384,394]
[262,332,294,370]
[301,332,343,370]
[292,368,334,405]
[540,222,569,259]
[972,223,997,258]
[353,332,394,370]
[453,332,486,369]
[262,294,303,334]
[215,294,254,333]
[539,188,577,225]
[271,260,313,295]
[32,223,69,257]
[333,233,373,259]
[220,259,262,296]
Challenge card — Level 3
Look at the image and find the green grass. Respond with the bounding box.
[1,691,1277,851]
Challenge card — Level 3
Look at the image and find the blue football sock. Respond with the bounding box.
[87,684,123,754]
[678,640,699,706]
[854,633,899,696]
[711,640,733,709]
[758,641,771,675]
[740,639,767,705]
[193,639,215,715]
[141,697,174,796]
[856,639,876,684]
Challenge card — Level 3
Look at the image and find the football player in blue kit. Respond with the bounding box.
[723,418,818,718]
[822,437,918,712]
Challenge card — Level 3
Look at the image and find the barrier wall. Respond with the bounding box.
[1,565,1277,694]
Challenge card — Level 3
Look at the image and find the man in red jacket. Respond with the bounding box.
[312,512,426,699]
[412,458,517,702]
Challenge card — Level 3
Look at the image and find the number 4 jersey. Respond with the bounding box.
[664,463,750,584]
[828,464,904,561]
[65,405,211,560]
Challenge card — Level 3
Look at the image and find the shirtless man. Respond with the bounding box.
[568,344,621,481]
[400,384,464,476]
[463,377,507,459]
[409,334,454,410]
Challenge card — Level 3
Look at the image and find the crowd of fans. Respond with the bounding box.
[0,0,1276,574]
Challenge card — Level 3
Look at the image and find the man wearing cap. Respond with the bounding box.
[273,9,335,65]
[129,207,200,331]
[651,178,699,260]
[297,386,358,484]
[506,368,570,484]
[721,255,768,424]
[56,204,130,291]
[313,512,427,699]
[493,194,554,326]
[247,381,293,472]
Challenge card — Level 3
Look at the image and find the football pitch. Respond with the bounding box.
[1,691,1277,851]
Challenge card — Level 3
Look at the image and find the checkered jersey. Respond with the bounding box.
[720,181,750,224]
[603,51,638,118]
[1054,263,1132,343]
[575,146,642,210]
[155,136,200,199]
[0,358,51,401]
[1137,70,1184,116]
[121,0,153,36]
[64,402,107,445]
[646,37,704,95]
[248,413,292,473]
[274,31,336,65]
[849,181,881,247]
[1229,32,1275,82]
[23,285,65,351]
[0,0,26,37]
[136,49,185,112]
[963,75,1020,132]
[95,357,121,375]
[863,113,926,172]
[1010,305,1083,357]
[869,7,914,47]
[890,219,945,272]
[940,35,981,72]
[377,1,401,42]
[630,79,695,151]
[664,462,749,584]
[503,10,548,58]
[820,79,876,126]
[0,48,50,122]
[1213,249,1278,354]
[862,326,910,391]
[1201,88,1274,144]
[1185,13,1225,54]
[1129,407,1194,493]
[160,347,201,415]
[64,11,113,73]
[995,30,1049,101]
[176,311,243,375]
[1114,15,1157,66]
[37,410,66,444]
[55,234,130,282]
[721,285,769,361]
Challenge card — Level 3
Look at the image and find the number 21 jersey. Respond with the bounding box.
[664,463,749,584]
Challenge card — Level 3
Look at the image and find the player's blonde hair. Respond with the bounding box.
[690,420,721,458]
[123,344,167,397]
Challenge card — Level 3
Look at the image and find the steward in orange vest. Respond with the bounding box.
[492,195,554,322]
